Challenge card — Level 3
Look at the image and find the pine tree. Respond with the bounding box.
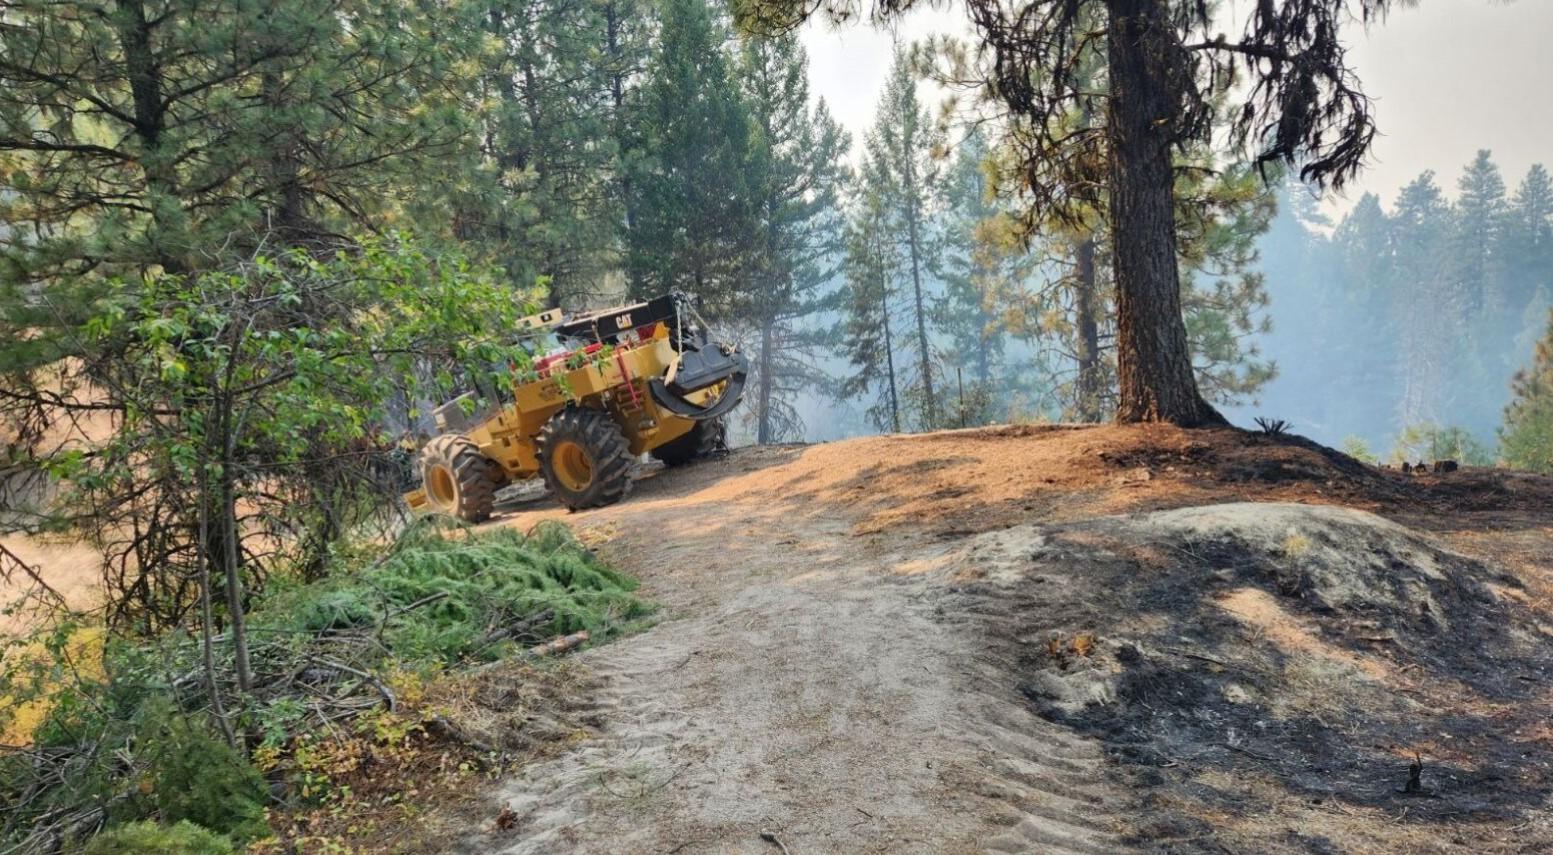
[1175,163,1278,408]
[1501,309,1553,474]
[839,151,903,433]
[742,0,1401,427]
[1506,164,1553,346]
[624,0,754,311]
[1389,171,1454,430]
[0,0,482,479]
[862,48,943,430]
[1451,150,1511,317]
[736,34,849,443]
[450,0,640,302]
[0,0,472,280]
[1448,150,1516,439]
[1327,190,1399,443]
[931,130,1008,425]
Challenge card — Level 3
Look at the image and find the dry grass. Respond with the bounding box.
[257,659,600,853]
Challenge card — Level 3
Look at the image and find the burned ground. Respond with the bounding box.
[948,503,1553,853]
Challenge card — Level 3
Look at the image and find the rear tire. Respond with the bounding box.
[536,408,633,511]
[650,418,726,468]
[420,434,504,523]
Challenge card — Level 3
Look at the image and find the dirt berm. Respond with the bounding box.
[454,425,1553,854]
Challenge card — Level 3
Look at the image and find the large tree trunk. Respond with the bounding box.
[1104,0,1224,427]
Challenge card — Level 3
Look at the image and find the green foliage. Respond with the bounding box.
[735,33,850,443]
[866,49,943,430]
[261,520,654,663]
[126,701,268,841]
[7,235,538,630]
[0,0,475,290]
[1340,436,1378,464]
[838,48,945,433]
[931,129,1010,416]
[1250,154,1553,451]
[1501,309,1553,473]
[626,0,754,309]
[839,147,905,434]
[2,520,649,850]
[1,687,263,849]
[1391,424,1494,467]
[83,821,235,855]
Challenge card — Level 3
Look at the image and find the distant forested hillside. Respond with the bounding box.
[1225,154,1553,462]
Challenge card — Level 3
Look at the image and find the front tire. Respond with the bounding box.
[420,434,504,523]
[536,408,633,511]
[650,418,726,467]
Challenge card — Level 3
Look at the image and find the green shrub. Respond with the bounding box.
[292,587,378,633]
[83,821,234,855]
[4,519,647,852]
[124,700,269,842]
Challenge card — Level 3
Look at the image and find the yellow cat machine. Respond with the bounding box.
[404,293,745,519]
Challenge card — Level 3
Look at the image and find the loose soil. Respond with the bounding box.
[452,425,1553,854]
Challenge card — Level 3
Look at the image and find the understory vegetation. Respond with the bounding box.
[0,521,651,853]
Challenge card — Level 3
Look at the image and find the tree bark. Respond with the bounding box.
[756,316,774,444]
[902,156,937,428]
[115,0,182,273]
[1104,0,1224,426]
[196,460,236,748]
[1073,234,1104,421]
[880,271,901,433]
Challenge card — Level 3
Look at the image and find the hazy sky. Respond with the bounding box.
[801,0,1553,215]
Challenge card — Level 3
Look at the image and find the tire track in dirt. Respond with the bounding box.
[464,451,1137,854]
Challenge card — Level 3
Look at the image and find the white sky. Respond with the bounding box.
[800,0,1553,214]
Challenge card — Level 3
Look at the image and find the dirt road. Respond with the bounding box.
[474,443,1132,854]
[465,426,1553,854]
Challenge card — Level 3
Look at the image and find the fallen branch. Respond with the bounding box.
[760,830,792,855]
[425,714,498,756]
[525,630,589,659]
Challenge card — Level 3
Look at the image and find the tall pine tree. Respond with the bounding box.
[1501,309,1553,473]
[860,48,942,430]
[736,34,849,443]
[625,0,754,312]
[1387,172,1454,431]
[839,150,904,433]
[931,129,1009,425]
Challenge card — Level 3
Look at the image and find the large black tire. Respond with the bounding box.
[420,434,505,523]
[650,418,726,468]
[535,408,633,511]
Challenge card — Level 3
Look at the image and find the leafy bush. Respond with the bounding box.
[0,694,264,850]
[82,821,234,855]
